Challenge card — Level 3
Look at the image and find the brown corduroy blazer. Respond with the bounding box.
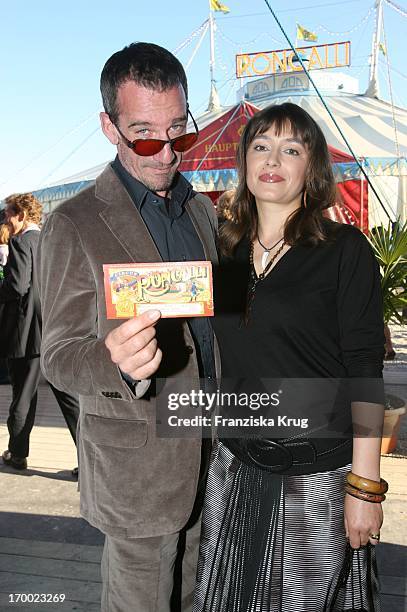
[37,164,219,538]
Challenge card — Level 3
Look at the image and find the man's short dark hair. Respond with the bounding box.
[100,42,188,124]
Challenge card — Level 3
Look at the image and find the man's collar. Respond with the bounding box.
[111,156,193,214]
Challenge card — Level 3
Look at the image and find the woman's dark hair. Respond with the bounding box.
[100,42,188,124]
[220,103,338,255]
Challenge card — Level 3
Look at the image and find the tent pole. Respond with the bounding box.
[207,1,221,111]
[365,0,383,98]
[208,1,215,89]
[261,0,392,222]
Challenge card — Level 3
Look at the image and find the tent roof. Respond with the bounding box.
[179,101,259,172]
[34,92,407,204]
[186,93,407,164]
[255,92,407,165]
[178,100,357,193]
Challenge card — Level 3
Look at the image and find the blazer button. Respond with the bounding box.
[186,345,194,354]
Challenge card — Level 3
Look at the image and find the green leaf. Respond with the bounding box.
[367,220,407,324]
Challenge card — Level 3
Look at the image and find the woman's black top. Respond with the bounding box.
[212,220,385,474]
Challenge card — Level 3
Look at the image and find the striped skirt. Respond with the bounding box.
[193,441,376,612]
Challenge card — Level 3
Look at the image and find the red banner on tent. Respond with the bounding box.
[328,146,368,232]
[180,101,367,231]
[180,102,259,172]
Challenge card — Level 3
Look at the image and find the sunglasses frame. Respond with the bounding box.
[113,106,199,156]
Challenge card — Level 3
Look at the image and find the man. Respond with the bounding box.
[37,43,218,612]
[0,193,79,476]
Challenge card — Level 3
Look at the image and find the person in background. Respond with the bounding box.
[215,189,236,223]
[0,193,79,477]
[37,43,218,612]
[0,210,10,385]
[0,218,10,383]
[194,103,385,612]
[0,221,10,269]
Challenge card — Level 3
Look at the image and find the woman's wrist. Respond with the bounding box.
[345,471,388,503]
[351,466,380,481]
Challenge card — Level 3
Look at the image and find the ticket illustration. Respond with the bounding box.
[103,261,214,319]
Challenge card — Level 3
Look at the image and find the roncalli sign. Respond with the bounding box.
[236,41,351,78]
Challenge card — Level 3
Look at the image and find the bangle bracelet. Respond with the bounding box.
[345,484,385,503]
[347,472,388,495]
[345,483,386,502]
[345,485,385,503]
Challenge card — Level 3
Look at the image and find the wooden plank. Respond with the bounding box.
[380,457,407,495]
[0,554,101,582]
[380,594,406,612]
[377,542,407,574]
[0,538,101,564]
[0,514,103,546]
[379,575,407,597]
[0,572,101,604]
[0,601,100,612]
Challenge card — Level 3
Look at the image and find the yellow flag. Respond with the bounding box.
[379,42,386,56]
[296,23,318,42]
[210,0,230,13]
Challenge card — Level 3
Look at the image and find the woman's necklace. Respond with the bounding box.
[243,240,286,326]
[257,235,284,270]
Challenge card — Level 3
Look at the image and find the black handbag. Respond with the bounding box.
[324,542,381,611]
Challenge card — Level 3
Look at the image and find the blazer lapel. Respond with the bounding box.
[186,197,218,264]
[95,166,217,265]
[95,165,162,262]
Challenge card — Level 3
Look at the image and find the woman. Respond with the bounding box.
[194,104,385,611]
[0,193,79,473]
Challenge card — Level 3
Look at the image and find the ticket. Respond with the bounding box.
[103,261,214,319]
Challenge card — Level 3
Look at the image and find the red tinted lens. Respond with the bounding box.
[132,133,199,156]
[133,139,166,156]
[172,132,199,152]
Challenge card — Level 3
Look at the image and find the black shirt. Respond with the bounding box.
[111,156,215,379]
[213,221,385,472]
[214,223,384,382]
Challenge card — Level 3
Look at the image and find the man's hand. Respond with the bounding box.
[105,310,162,380]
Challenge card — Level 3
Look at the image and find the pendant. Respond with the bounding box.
[261,250,270,270]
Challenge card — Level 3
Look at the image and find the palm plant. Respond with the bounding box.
[368,220,407,325]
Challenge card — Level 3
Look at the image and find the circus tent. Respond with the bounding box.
[179,99,368,229]
[5,0,407,230]
[33,98,369,229]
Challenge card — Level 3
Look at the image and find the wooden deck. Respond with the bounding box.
[0,381,405,611]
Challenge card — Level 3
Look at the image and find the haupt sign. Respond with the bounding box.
[236,41,351,78]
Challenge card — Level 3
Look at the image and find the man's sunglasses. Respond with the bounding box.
[113,107,199,157]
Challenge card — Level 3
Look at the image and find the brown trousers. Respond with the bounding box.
[101,515,201,612]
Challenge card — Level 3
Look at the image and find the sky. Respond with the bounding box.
[0,0,406,200]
